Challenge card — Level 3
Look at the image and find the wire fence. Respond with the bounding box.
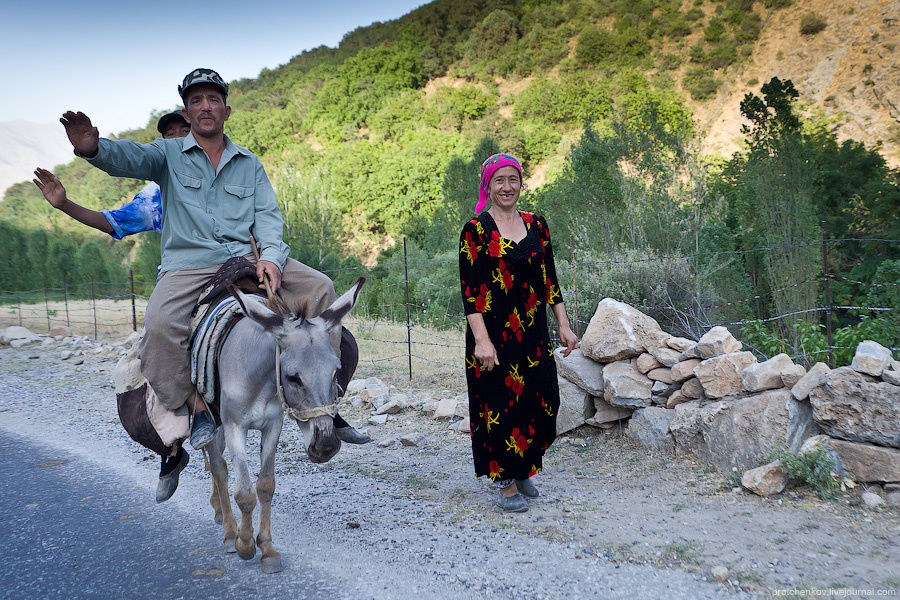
[1,231,897,384]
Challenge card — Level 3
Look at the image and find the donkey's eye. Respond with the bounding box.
[286,374,304,387]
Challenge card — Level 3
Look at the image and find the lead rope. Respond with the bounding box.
[275,345,338,422]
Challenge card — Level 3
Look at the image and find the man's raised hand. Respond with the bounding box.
[60,111,99,157]
[33,168,67,209]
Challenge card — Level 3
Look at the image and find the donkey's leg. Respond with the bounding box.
[256,415,284,574]
[210,476,223,525]
[206,432,238,553]
[225,424,257,560]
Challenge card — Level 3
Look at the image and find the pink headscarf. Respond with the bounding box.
[475,153,523,214]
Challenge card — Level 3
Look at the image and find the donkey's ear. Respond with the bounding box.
[318,277,365,333]
[231,286,286,335]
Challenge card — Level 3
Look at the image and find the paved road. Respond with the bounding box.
[0,429,338,600]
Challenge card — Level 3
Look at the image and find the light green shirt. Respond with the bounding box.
[82,133,290,272]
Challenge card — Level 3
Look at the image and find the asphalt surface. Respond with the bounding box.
[0,429,339,600]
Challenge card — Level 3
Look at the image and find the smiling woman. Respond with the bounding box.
[458,153,578,513]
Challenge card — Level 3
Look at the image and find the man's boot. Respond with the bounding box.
[334,412,371,444]
[156,445,188,503]
[190,409,216,449]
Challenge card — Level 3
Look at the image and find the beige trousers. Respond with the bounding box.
[138,257,337,411]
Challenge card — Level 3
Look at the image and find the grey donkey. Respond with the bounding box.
[204,278,364,574]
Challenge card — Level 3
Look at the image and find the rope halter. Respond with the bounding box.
[275,345,338,422]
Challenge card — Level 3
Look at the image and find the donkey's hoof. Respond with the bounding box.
[214,512,224,525]
[260,555,283,574]
[236,540,256,560]
[223,537,237,554]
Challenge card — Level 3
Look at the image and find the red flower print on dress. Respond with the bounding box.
[521,212,534,224]
[505,308,523,342]
[489,460,504,480]
[466,355,483,378]
[460,231,478,265]
[505,427,532,457]
[487,230,512,258]
[492,260,513,293]
[504,364,525,398]
[466,283,492,313]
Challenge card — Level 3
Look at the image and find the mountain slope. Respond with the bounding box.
[0,121,72,198]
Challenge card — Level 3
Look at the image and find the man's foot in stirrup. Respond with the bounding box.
[190,410,216,449]
[335,425,372,444]
[156,445,188,503]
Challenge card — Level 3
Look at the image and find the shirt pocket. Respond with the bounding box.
[222,183,254,227]
[173,170,204,208]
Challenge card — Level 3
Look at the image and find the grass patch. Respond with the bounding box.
[800,13,827,35]
[660,539,702,565]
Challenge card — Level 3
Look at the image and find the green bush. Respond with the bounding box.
[704,17,726,43]
[683,67,719,100]
[575,27,617,65]
[688,42,706,63]
[685,7,704,22]
[771,446,838,499]
[706,41,738,69]
[800,12,827,35]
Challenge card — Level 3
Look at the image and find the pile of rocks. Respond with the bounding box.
[1,325,138,364]
[555,298,900,497]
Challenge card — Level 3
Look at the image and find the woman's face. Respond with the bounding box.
[489,165,521,210]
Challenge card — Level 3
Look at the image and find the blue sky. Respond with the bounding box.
[2,0,427,135]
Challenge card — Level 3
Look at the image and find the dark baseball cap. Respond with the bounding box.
[178,68,229,101]
[156,111,189,134]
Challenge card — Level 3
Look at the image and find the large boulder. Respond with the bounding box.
[791,362,830,401]
[667,336,696,353]
[649,346,681,367]
[695,326,742,359]
[801,435,900,483]
[781,364,807,389]
[1,326,38,346]
[809,366,900,448]
[850,340,894,377]
[741,353,795,393]
[602,361,653,409]
[581,298,669,362]
[554,348,604,396]
[627,407,675,451]
[669,389,818,472]
[693,351,757,399]
[556,376,594,435]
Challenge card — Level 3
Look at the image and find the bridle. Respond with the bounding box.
[274,345,338,422]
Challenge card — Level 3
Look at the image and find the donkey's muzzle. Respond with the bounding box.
[307,417,341,463]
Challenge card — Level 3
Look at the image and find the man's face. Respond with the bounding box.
[163,121,191,139]
[181,84,230,138]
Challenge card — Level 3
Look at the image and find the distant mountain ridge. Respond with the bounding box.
[0,120,72,199]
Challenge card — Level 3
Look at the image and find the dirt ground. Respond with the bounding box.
[1,336,898,597]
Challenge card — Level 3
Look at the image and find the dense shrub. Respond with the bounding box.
[575,27,617,65]
[800,13,827,35]
[683,67,719,100]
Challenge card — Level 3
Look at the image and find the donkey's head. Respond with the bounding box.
[233,278,364,463]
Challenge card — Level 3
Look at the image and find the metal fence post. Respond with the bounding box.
[821,221,834,368]
[17,292,22,327]
[63,284,70,328]
[403,238,412,381]
[43,279,51,332]
[129,269,137,332]
[91,280,98,339]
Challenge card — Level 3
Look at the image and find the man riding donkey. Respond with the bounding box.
[51,68,370,501]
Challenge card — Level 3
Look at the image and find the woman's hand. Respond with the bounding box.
[558,324,579,358]
[474,338,500,371]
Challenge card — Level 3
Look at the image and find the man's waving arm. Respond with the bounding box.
[61,111,165,181]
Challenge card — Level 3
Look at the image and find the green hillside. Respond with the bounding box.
[1,0,898,356]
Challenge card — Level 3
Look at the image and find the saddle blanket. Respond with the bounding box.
[190,295,244,408]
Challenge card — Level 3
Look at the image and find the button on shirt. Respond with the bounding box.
[81,133,290,272]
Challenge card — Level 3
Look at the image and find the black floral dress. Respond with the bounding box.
[459,211,562,482]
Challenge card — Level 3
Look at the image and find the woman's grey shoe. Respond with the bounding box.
[190,410,216,449]
[498,492,529,512]
[515,478,539,498]
[156,449,188,503]
[335,425,372,444]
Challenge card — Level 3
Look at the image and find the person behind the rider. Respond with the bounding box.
[33,111,190,239]
[58,68,364,452]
